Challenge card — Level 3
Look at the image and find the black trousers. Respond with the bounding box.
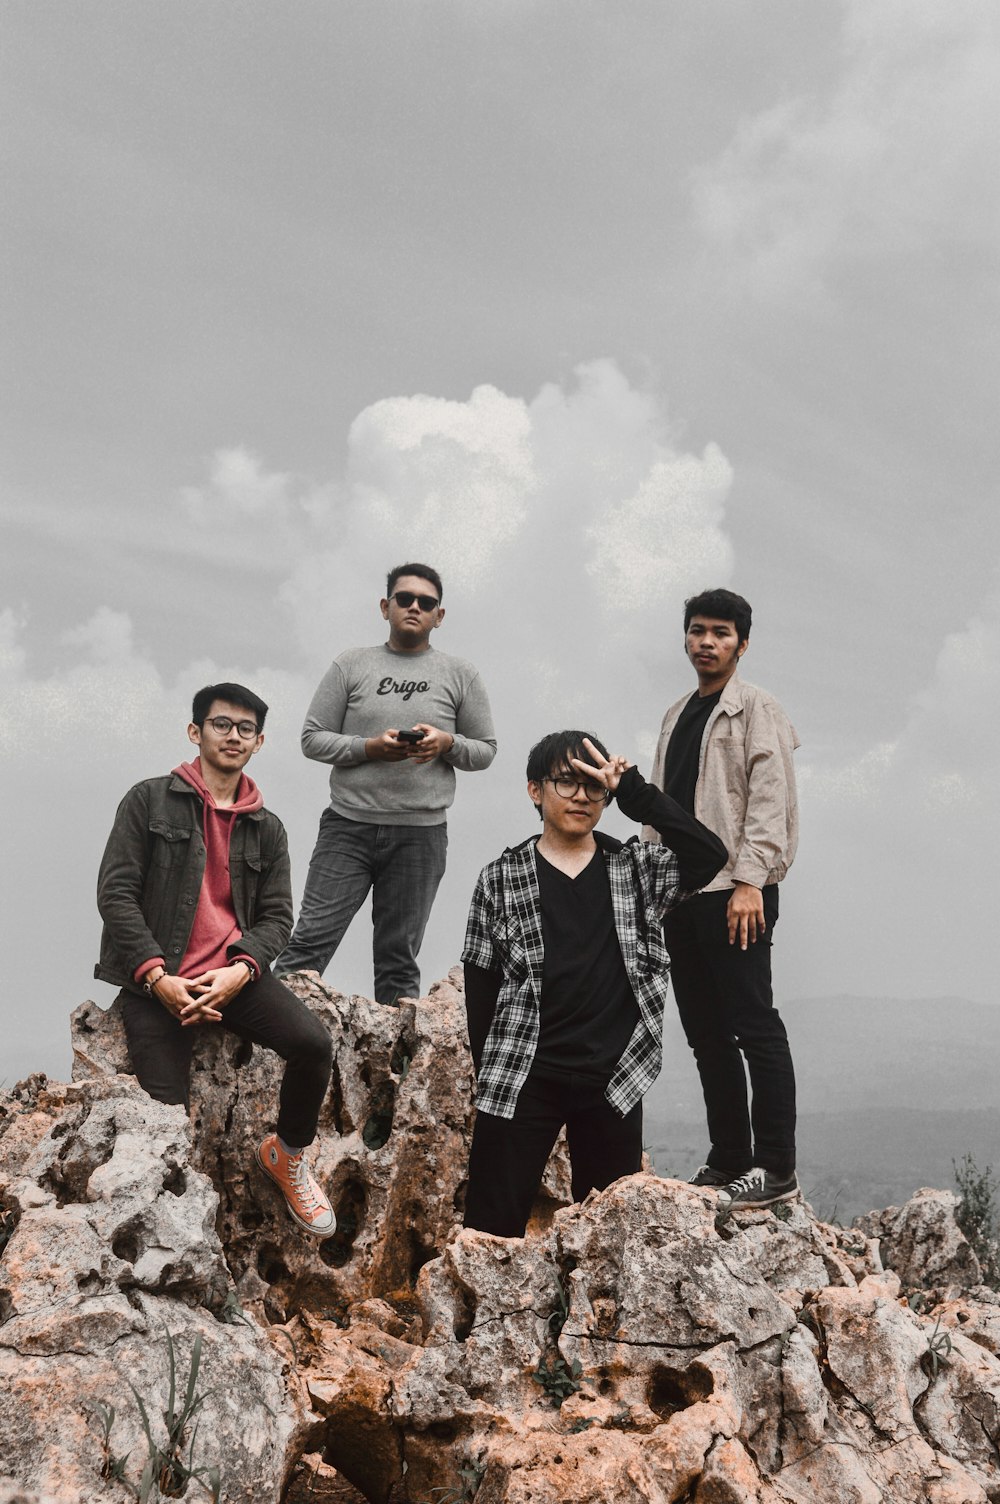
[463,1069,643,1238]
[663,884,795,1178]
[119,970,332,1148]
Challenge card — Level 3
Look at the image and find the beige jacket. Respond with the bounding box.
[643,674,800,892]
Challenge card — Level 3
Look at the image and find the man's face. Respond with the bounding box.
[380,575,445,649]
[684,615,746,687]
[528,761,607,840]
[188,699,264,773]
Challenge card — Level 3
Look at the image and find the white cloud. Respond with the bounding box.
[180,448,293,517]
[797,740,898,809]
[4,359,737,804]
[348,383,536,586]
[587,445,734,610]
[0,607,313,769]
[0,607,26,684]
[177,447,341,568]
[791,579,1000,999]
[805,583,1000,812]
[692,0,1000,294]
[61,605,135,664]
[1,610,166,760]
[276,361,736,682]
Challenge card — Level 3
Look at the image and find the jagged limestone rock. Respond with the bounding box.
[858,1186,983,1293]
[282,1172,1000,1503]
[0,1074,311,1503]
[0,1489,82,1504]
[71,968,572,1326]
[1,981,997,1502]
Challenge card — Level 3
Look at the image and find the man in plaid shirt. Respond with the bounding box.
[461,730,727,1237]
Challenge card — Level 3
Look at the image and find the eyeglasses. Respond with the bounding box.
[205,716,260,739]
[391,590,440,612]
[542,776,609,803]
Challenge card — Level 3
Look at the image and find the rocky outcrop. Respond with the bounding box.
[293,1180,1000,1503]
[0,1489,73,1504]
[2,973,999,1504]
[0,1072,310,1504]
[70,969,570,1327]
[858,1186,984,1294]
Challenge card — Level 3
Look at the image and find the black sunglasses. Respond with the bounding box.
[391,590,440,612]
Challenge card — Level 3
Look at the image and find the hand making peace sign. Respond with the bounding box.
[568,737,633,795]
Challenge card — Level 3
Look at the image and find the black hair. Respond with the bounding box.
[525,729,611,820]
[386,562,443,602]
[683,588,752,644]
[191,682,268,730]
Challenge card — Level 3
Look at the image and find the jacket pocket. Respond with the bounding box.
[148,819,194,866]
[490,919,530,981]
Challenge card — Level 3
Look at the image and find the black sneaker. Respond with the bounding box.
[688,1165,731,1188]
[716,1167,799,1210]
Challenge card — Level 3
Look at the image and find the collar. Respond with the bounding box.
[165,772,266,820]
[718,670,749,715]
[502,828,626,862]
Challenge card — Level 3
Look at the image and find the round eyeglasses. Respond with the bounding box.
[542,776,609,802]
[205,716,260,739]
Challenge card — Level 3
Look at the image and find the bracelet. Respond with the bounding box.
[142,970,166,996]
[236,959,256,982]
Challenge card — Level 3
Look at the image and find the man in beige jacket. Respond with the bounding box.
[646,589,800,1211]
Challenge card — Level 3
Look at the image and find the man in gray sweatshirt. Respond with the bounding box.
[275,563,497,1004]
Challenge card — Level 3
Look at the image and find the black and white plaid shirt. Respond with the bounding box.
[461,827,686,1120]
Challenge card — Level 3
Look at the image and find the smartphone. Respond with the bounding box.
[396,728,426,744]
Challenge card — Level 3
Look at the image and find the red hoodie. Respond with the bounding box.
[134,759,264,983]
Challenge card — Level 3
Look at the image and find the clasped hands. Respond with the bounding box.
[153,963,250,1025]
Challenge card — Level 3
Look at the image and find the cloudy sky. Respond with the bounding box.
[3,1,998,1083]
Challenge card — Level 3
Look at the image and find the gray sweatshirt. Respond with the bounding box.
[301,643,497,825]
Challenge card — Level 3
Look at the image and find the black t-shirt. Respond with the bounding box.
[663,689,722,813]
[532,846,639,1085]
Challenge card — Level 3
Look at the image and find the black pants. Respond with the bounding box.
[119,970,332,1148]
[663,885,796,1178]
[463,1069,643,1238]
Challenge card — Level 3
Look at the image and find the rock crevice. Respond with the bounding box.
[1,973,999,1503]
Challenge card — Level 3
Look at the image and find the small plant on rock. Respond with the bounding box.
[954,1153,1000,1289]
[418,1458,486,1503]
[217,1288,253,1327]
[128,1327,221,1501]
[923,1317,953,1380]
[92,1400,131,1484]
[533,1353,583,1406]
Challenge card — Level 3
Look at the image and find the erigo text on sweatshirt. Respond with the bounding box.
[301,643,497,826]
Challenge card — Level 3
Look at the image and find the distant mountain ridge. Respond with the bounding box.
[646,994,1000,1222]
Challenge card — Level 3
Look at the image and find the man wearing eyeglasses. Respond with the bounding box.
[275,562,497,1005]
[95,683,336,1240]
[461,731,726,1238]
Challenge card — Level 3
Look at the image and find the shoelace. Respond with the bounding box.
[286,1154,325,1215]
[722,1168,766,1197]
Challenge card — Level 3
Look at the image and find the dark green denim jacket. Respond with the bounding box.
[95,773,293,991]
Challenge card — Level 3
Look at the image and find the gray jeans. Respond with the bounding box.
[274,809,448,1004]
